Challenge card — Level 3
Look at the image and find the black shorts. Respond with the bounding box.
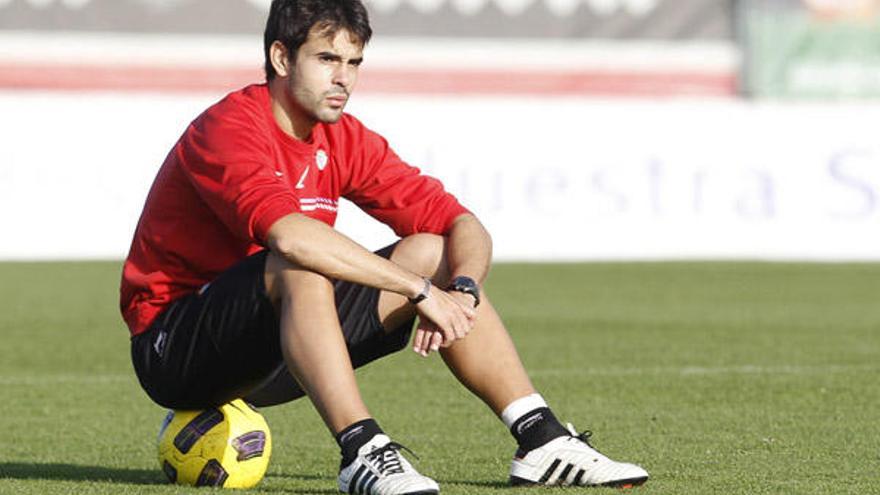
[130,244,414,410]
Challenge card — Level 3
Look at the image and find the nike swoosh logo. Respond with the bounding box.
[295,166,309,189]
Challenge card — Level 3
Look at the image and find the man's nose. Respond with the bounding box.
[332,64,354,88]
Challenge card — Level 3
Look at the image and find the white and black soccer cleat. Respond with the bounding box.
[509,423,649,488]
[338,434,440,495]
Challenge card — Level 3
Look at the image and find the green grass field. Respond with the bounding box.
[1,261,878,494]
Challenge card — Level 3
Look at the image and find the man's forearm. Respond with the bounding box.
[266,213,426,299]
[445,214,492,284]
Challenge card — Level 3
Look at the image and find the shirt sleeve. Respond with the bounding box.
[341,119,470,237]
[178,110,299,245]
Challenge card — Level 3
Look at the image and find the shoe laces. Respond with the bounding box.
[574,430,595,447]
[365,442,418,476]
[566,423,598,450]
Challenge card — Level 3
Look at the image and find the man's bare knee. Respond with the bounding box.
[390,234,450,285]
[264,251,333,306]
[376,234,447,333]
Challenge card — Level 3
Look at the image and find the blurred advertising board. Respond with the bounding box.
[0,0,733,39]
[741,0,880,98]
[0,92,877,261]
[0,0,738,97]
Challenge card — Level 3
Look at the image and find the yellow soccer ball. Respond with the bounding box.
[157,399,272,488]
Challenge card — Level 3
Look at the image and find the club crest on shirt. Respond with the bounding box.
[315,149,328,171]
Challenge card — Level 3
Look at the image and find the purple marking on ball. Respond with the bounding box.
[196,459,228,487]
[173,409,224,454]
[162,460,177,483]
[233,430,267,461]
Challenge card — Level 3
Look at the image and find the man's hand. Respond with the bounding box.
[412,286,476,357]
[446,287,479,310]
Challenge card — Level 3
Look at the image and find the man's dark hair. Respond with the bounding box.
[263,0,372,81]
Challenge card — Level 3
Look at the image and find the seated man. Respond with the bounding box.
[120,0,648,493]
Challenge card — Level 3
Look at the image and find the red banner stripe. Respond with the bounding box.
[0,63,736,96]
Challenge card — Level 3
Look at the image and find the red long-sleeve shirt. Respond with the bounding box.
[121,84,468,336]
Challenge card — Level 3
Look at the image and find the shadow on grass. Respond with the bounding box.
[0,462,165,485]
[438,479,510,490]
[0,463,344,493]
[258,488,338,494]
[265,472,335,482]
[263,472,337,493]
[266,474,506,493]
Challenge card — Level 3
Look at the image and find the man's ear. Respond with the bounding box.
[270,41,292,78]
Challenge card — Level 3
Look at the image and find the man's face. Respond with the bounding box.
[286,28,363,125]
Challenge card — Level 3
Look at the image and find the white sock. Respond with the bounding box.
[500,393,548,429]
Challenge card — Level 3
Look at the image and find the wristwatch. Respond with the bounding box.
[447,276,480,307]
[408,277,432,305]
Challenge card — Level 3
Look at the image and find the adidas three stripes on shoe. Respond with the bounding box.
[509,423,649,488]
[338,434,439,495]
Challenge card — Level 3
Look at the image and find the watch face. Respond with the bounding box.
[450,276,480,306]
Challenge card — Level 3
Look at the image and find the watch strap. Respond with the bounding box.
[407,277,431,305]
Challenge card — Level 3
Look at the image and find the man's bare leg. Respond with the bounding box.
[265,250,443,494]
[264,253,370,434]
[378,234,535,416]
[437,296,535,414]
[379,234,649,488]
